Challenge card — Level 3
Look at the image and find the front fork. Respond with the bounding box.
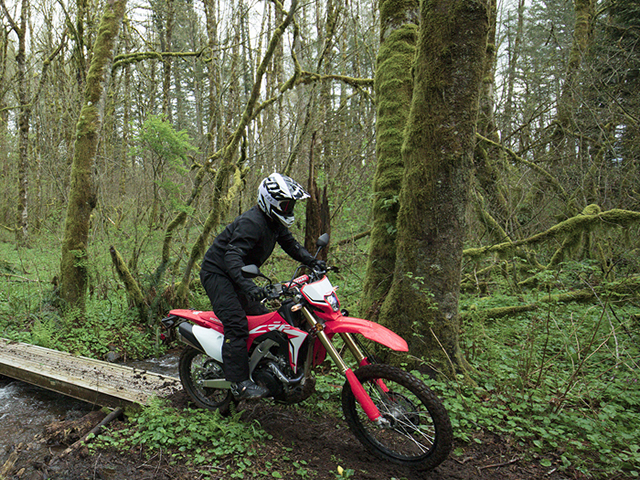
[301,307,383,423]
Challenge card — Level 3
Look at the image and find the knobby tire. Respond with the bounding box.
[341,364,453,470]
[179,346,233,414]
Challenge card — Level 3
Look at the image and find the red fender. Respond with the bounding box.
[323,316,408,352]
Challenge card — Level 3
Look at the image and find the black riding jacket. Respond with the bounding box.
[201,205,314,294]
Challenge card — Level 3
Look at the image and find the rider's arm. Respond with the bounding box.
[277,228,315,266]
[223,217,264,293]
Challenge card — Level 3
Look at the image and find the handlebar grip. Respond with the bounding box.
[266,283,283,300]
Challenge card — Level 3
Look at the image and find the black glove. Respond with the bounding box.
[308,258,327,272]
[246,285,267,301]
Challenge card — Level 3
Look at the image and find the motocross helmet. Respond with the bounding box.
[257,173,309,227]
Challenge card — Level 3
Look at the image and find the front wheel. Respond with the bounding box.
[179,347,233,414]
[341,364,453,470]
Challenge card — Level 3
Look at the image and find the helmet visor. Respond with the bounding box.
[278,199,296,215]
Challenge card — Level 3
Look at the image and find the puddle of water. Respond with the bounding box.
[127,352,180,377]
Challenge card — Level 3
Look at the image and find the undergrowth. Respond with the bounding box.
[94,398,271,478]
[429,262,640,479]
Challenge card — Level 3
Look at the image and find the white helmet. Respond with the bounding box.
[257,173,309,227]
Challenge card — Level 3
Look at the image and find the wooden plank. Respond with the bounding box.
[0,338,181,408]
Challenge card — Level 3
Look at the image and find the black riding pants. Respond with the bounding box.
[199,271,267,382]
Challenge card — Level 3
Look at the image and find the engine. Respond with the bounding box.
[249,332,314,403]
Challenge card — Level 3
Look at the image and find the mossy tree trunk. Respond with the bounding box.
[378,0,489,376]
[360,0,419,321]
[553,0,597,141]
[59,0,127,311]
[0,27,8,224]
[1,0,30,244]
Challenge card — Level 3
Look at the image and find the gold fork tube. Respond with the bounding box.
[301,307,349,373]
[340,332,367,364]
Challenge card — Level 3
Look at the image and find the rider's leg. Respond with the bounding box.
[200,271,268,399]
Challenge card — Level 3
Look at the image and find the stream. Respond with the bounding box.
[0,353,179,466]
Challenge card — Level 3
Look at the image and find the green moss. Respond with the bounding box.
[361,7,418,319]
[59,0,126,311]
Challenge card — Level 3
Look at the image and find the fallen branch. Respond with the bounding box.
[464,207,640,259]
[56,407,123,460]
[462,275,640,320]
[0,273,34,282]
[335,230,371,246]
[44,410,107,446]
[477,456,522,472]
[0,443,22,479]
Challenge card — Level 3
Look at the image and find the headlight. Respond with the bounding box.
[324,293,340,312]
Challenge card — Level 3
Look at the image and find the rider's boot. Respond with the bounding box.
[230,379,269,400]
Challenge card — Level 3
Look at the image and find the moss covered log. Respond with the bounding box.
[464,207,640,260]
[462,274,640,321]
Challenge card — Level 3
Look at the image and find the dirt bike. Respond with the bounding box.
[161,234,453,470]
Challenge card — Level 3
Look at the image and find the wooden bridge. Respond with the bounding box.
[0,338,181,408]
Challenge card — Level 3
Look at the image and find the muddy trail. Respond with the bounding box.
[2,386,607,480]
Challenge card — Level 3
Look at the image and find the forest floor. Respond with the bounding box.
[4,389,624,480]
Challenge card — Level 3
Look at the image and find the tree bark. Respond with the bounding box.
[59,0,127,311]
[203,0,221,153]
[360,0,419,321]
[1,0,30,244]
[379,0,489,376]
[304,133,331,258]
[554,0,597,138]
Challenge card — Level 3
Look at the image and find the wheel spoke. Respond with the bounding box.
[367,384,436,449]
[179,347,232,412]
[341,364,452,470]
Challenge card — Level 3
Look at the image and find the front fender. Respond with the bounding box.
[323,316,408,352]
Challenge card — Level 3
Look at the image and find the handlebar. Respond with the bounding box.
[262,265,338,302]
[265,283,283,300]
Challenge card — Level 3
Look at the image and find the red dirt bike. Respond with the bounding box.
[161,234,453,470]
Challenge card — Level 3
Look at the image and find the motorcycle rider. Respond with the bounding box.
[200,173,326,400]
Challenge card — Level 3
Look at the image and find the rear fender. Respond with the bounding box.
[169,309,222,331]
[178,322,224,362]
[323,316,408,352]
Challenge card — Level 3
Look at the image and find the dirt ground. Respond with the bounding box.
[3,389,628,480]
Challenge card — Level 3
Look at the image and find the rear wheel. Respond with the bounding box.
[179,347,233,413]
[341,364,453,470]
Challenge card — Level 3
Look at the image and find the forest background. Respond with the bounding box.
[1,0,640,478]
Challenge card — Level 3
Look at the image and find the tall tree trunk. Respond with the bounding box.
[304,133,330,258]
[161,0,174,119]
[472,0,510,234]
[203,0,221,154]
[360,0,419,320]
[502,0,524,150]
[379,0,489,376]
[0,27,8,226]
[1,0,30,244]
[551,0,597,156]
[59,0,127,311]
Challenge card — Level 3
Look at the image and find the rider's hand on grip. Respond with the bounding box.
[309,258,327,272]
[247,285,267,301]
[267,284,283,300]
